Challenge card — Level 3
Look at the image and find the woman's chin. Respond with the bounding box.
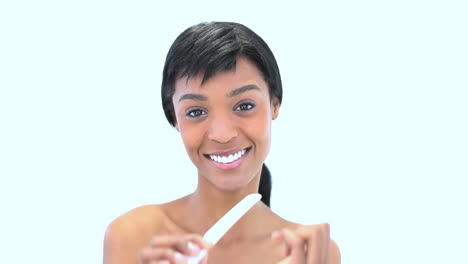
[204,174,255,192]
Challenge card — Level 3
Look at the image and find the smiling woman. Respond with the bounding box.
[103,22,340,264]
[172,58,278,193]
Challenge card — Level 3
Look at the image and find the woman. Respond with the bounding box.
[104,22,341,264]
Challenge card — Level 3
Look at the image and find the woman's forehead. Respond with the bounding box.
[174,58,268,95]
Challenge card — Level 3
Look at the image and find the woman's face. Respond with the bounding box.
[172,57,280,191]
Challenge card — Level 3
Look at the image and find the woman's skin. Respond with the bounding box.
[104,57,341,264]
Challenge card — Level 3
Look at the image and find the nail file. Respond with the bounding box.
[187,193,262,264]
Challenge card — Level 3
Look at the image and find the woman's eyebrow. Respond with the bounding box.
[178,84,260,102]
[228,84,260,97]
[178,93,208,102]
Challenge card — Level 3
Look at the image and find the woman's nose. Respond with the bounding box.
[207,115,238,143]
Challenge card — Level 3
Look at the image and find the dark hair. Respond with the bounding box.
[161,22,282,207]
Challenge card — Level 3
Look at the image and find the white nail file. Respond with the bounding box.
[187,193,262,264]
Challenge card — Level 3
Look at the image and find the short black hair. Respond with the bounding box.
[161,21,283,127]
[161,22,281,207]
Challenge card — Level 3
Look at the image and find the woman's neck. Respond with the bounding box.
[164,183,280,247]
[186,191,277,246]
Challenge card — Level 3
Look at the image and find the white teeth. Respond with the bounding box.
[209,148,248,164]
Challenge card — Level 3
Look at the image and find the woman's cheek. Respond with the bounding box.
[253,107,272,135]
[246,112,271,148]
[179,122,202,150]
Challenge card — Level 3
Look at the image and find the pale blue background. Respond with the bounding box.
[0,0,467,263]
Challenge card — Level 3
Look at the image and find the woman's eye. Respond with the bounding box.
[235,102,255,111]
[186,109,207,118]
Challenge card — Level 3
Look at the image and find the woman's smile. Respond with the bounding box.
[172,57,279,190]
[204,147,252,170]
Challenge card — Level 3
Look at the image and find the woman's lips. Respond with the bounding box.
[204,147,251,170]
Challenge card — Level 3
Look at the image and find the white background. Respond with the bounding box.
[1,0,467,263]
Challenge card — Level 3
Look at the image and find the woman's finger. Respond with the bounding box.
[149,261,171,264]
[199,253,209,264]
[182,234,212,249]
[277,228,307,264]
[277,256,292,264]
[149,235,204,257]
[297,224,330,264]
[139,246,187,264]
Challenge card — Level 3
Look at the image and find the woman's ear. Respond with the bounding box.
[271,97,281,120]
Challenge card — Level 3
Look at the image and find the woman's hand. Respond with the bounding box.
[272,223,337,264]
[139,234,209,264]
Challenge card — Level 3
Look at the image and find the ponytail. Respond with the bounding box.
[258,163,272,207]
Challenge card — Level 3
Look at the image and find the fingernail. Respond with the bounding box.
[187,242,200,255]
[271,231,280,239]
[174,252,185,261]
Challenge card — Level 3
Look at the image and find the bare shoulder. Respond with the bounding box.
[103,204,164,264]
[107,204,164,233]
